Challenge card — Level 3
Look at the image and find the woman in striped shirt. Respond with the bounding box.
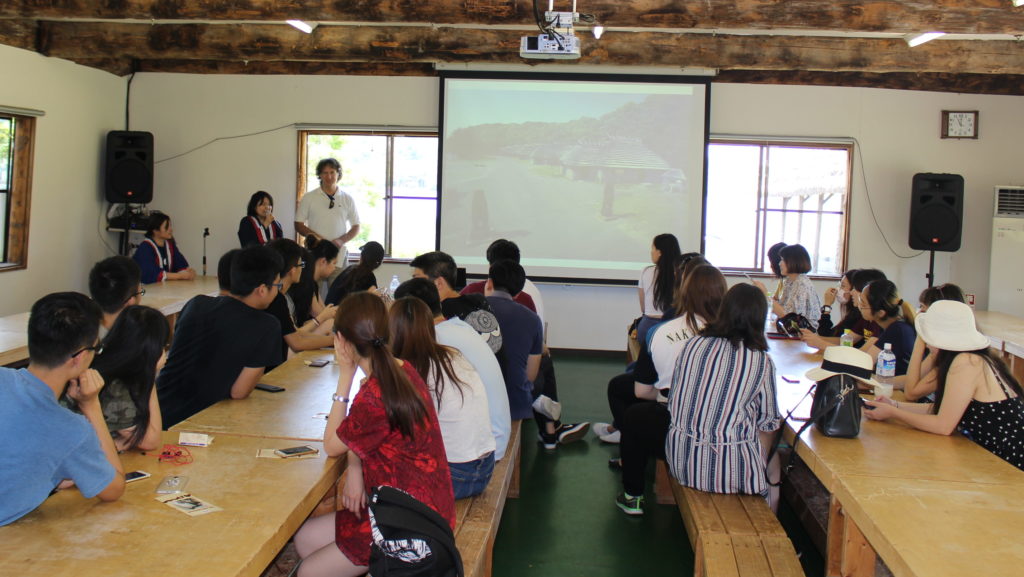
[665,283,781,501]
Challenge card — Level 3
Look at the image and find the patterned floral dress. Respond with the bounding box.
[334,361,455,566]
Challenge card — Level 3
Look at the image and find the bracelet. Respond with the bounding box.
[332,394,349,404]
[312,318,320,327]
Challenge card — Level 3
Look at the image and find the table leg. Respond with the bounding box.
[827,494,876,577]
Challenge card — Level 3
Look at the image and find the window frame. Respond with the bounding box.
[705,137,853,280]
[0,112,35,272]
[296,128,438,261]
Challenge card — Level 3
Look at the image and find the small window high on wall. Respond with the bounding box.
[704,139,852,277]
[0,111,35,271]
[297,130,438,259]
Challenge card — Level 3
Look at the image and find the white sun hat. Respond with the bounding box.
[915,300,990,352]
[805,345,881,388]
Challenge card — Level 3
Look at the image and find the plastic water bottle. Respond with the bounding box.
[875,343,897,394]
[389,274,400,297]
[840,329,856,347]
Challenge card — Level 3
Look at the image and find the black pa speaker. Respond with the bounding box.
[908,173,963,252]
[105,131,153,204]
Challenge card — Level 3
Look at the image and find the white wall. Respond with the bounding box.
[0,45,124,315]
[4,56,1022,349]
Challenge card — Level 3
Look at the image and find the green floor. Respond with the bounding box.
[492,350,823,577]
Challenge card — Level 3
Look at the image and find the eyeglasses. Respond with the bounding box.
[297,260,306,269]
[71,343,104,358]
[268,282,284,291]
[124,288,146,304]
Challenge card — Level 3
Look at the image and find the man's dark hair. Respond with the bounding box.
[88,256,141,314]
[217,249,241,292]
[230,246,283,297]
[486,239,520,265]
[394,278,443,317]
[28,292,102,369]
[316,158,341,176]
[409,251,457,289]
[488,259,526,296]
[267,238,304,277]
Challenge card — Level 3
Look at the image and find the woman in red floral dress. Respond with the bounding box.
[293,292,455,577]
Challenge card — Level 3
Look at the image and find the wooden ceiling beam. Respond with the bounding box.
[2,1,1023,34]
[0,18,36,51]
[34,22,1024,75]
[715,70,1024,96]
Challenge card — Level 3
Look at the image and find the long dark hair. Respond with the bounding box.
[335,292,428,438]
[388,297,465,409]
[702,283,768,351]
[863,279,916,324]
[652,233,681,314]
[90,306,170,449]
[767,242,787,277]
[919,283,965,310]
[246,190,274,218]
[304,236,340,268]
[677,265,728,334]
[932,348,1024,413]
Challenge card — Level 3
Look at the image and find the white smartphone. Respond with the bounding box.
[125,470,151,483]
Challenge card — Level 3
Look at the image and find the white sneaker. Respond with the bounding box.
[599,430,621,444]
[592,422,614,437]
[531,395,562,421]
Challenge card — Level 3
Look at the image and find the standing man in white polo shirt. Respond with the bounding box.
[295,158,361,292]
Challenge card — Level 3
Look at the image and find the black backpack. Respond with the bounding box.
[368,485,463,577]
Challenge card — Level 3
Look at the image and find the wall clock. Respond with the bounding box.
[941,110,978,139]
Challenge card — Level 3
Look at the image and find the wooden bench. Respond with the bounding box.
[454,419,522,577]
[662,464,803,577]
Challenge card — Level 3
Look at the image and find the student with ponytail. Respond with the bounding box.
[858,279,917,376]
[288,236,340,326]
[637,233,682,343]
[292,292,454,577]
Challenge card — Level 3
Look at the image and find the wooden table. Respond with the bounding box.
[0,277,220,367]
[173,350,340,442]
[769,338,1024,577]
[0,432,343,577]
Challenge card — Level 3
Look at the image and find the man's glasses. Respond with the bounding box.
[124,288,146,304]
[71,343,104,358]
[298,260,306,269]
[268,282,284,291]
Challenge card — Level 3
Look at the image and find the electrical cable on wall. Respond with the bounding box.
[155,122,296,165]
[851,136,924,259]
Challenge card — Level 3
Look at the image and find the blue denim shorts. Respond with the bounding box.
[449,452,495,500]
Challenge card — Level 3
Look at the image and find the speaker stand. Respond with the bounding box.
[120,202,131,256]
[926,250,936,289]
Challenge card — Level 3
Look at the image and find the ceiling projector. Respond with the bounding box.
[520,33,581,59]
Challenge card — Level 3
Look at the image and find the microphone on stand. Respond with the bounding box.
[202,227,210,277]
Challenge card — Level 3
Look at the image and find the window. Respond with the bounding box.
[298,130,438,259]
[704,139,852,277]
[0,111,35,270]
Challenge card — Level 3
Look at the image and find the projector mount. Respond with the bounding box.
[520,0,598,60]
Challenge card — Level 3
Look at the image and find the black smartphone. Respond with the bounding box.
[275,445,318,458]
[255,383,285,393]
[308,359,330,368]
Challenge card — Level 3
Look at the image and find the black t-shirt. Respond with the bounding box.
[265,292,297,368]
[157,295,282,428]
[325,265,377,306]
[288,248,317,327]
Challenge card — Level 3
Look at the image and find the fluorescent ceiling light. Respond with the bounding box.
[905,32,945,47]
[592,25,605,39]
[286,20,315,33]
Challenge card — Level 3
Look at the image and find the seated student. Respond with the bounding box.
[63,305,169,452]
[460,239,538,315]
[803,268,887,349]
[753,243,821,329]
[394,278,512,461]
[410,251,502,354]
[637,234,682,344]
[293,293,454,577]
[904,283,967,401]
[289,237,340,326]
[390,297,496,499]
[132,212,196,284]
[156,246,284,428]
[858,279,917,377]
[88,256,144,336]
[325,241,384,306]
[0,292,125,526]
[656,284,781,514]
[596,255,712,444]
[216,249,241,296]
[265,239,336,366]
[485,259,588,449]
[866,300,1024,471]
[237,190,284,247]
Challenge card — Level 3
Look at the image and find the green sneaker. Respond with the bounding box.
[615,492,644,516]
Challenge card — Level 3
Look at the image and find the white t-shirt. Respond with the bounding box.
[649,315,705,391]
[435,317,511,461]
[296,186,360,260]
[429,351,496,463]
[521,279,545,325]
[639,265,662,316]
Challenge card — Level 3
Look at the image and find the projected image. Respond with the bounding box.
[440,77,706,281]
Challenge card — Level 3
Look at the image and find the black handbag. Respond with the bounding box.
[775,313,813,338]
[807,374,862,438]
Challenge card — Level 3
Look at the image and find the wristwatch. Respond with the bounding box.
[821,305,832,314]
[331,394,349,404]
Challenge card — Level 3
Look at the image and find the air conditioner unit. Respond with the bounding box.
[988,186,1024,315]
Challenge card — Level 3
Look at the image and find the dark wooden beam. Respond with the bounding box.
[34,22,1024,75]
[2,1,1023,34]
[68,58,436,76]
[715,70,1024,96]
[0,18,35,51]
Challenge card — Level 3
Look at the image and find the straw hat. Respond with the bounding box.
[805,346,881,388]
[915,300,989,352]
